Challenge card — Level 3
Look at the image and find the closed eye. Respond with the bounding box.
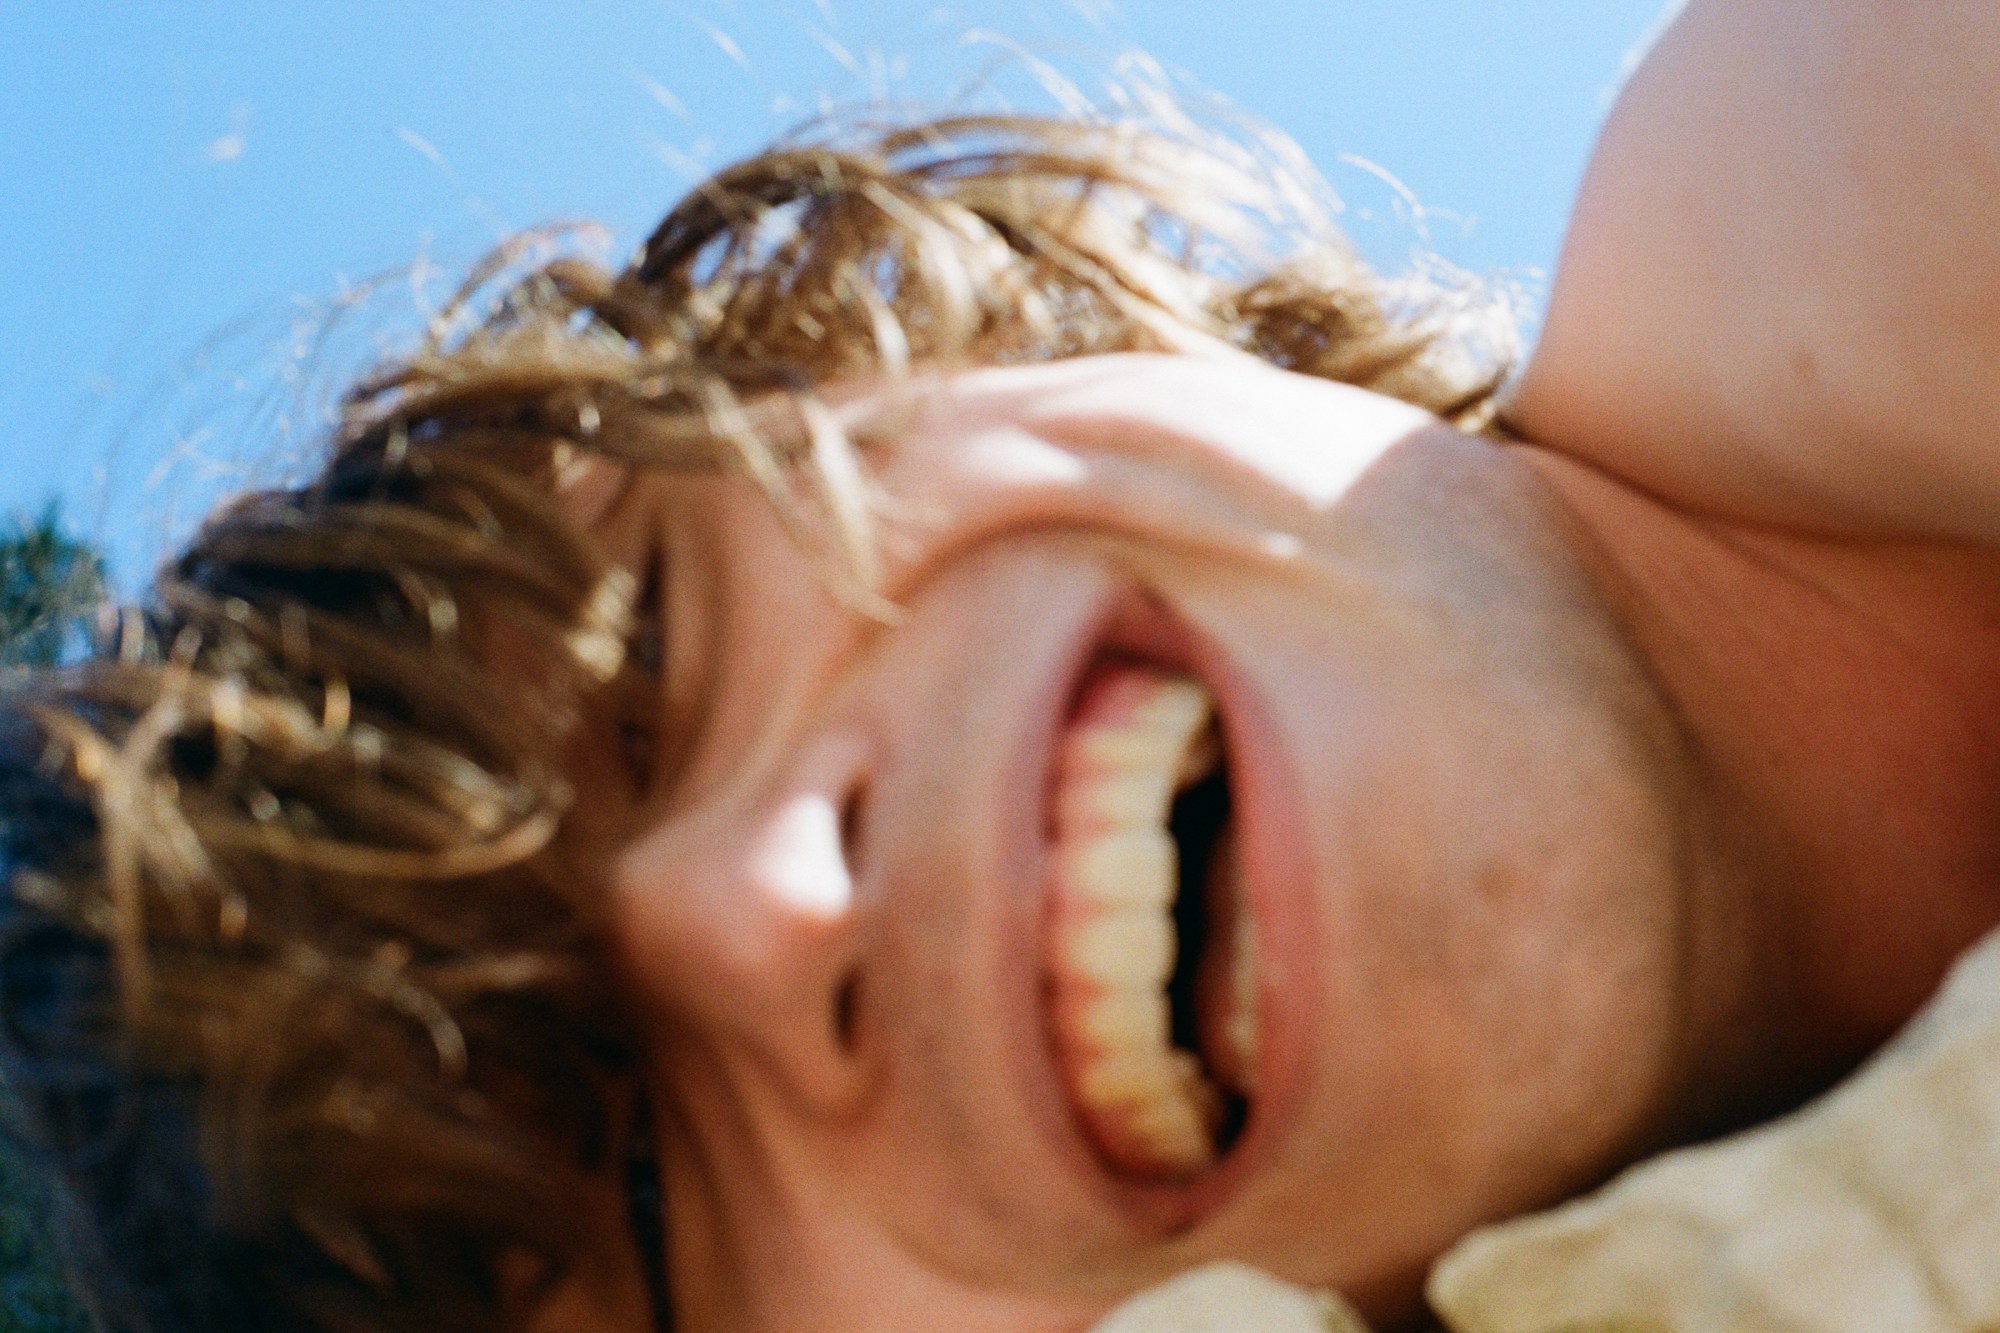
[630,554,664,678]
[616,552,667,791]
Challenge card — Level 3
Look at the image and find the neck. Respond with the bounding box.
[1523,447,2000,1082]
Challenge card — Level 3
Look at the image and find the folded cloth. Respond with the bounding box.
[1429,925,2000,1333]
[1094,926,2000,1332]
[1091,1262,1368,1332]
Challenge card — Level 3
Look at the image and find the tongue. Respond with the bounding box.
[1193,826,1259,1097]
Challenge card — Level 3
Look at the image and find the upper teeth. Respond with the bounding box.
[1043,660,1257,1178]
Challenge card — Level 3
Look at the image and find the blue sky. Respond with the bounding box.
[0,1,1668,588]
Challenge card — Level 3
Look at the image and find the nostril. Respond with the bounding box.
[833,970,862,1053]
[839,781,868,864]
[833,779,869,1057]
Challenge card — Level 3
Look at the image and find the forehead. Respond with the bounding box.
[844,354,1449,515]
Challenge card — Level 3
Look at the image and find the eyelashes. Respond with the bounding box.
[615,552,667,792]
[629,554,665,678]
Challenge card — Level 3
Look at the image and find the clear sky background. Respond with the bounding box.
[0,1,1670,589]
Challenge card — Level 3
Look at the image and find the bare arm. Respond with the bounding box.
[1512,0,2000,544]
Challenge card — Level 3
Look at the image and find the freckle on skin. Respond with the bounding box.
[1790,348,1819,386]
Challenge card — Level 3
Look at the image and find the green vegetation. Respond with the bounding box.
[0,504,104,671]
[0,503,99,1330]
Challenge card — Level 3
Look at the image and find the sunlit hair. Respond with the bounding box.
[0,109,1513,1333]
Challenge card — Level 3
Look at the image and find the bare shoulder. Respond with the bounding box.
[1510,0,2000,544]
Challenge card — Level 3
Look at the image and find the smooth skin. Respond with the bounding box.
[538,2,2000,1328]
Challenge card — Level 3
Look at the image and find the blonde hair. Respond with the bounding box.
[0,111,1511,1332]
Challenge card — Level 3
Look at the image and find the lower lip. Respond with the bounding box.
[1040,585,1322,1228]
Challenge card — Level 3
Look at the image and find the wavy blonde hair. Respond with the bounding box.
[0,111,1512,1333]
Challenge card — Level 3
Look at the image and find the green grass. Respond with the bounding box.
[0,501,104,1330]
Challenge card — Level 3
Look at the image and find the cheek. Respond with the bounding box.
[1312,721,1690,1211]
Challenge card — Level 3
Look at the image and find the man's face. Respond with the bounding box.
[584,355,1725,1330]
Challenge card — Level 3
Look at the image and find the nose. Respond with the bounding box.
[612,735,872,1113]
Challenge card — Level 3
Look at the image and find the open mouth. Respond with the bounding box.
[1043,654,1259,1180]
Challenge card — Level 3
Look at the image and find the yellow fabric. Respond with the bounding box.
[1092,1262,1368,1332]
